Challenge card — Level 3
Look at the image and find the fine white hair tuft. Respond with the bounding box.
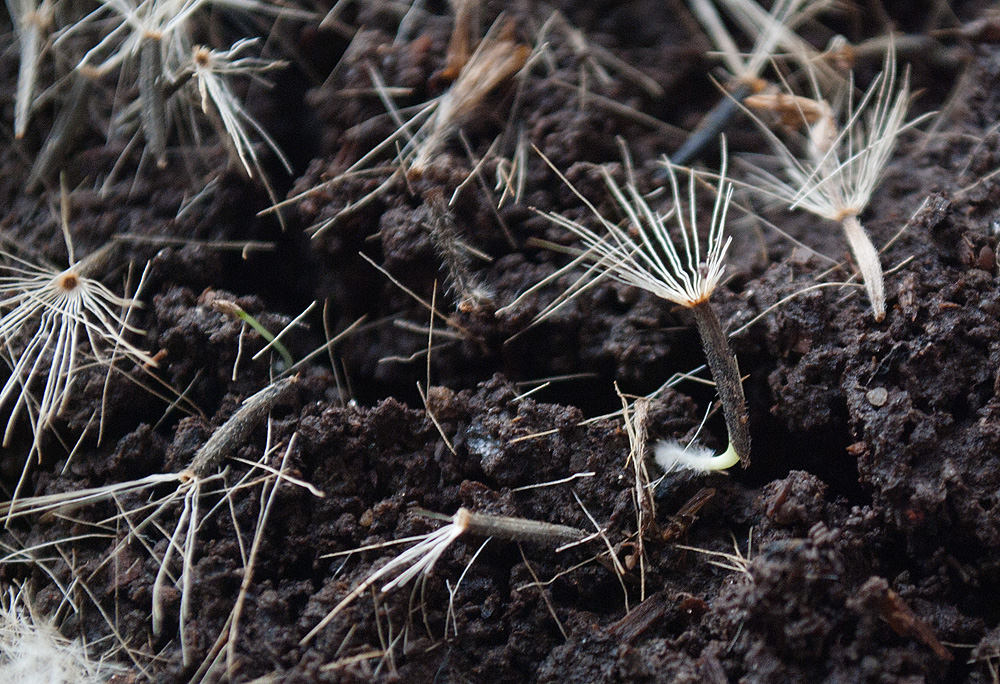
[654,439,739,474]
[0,586,113,684]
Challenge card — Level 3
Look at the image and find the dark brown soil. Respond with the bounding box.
[3,0,1000,682]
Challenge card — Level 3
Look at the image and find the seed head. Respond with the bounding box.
[0,245,155,457]
[740,45,929,320]
[742,46,920,223]
[499,144,734,322]
[187,39,291,178]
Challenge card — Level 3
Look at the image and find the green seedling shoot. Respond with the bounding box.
[212,299,293,369]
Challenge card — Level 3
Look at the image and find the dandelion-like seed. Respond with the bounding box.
[501,142,750,468]
[5,0,53,138]
[407,24,530,177]
[188,39,292,178]
[69,0,209,167]
[673,0,836,165]
[63,0,306,170]
[560,160,731,310]
[689,0,818,89]
[301,508,587,644]
[0,229,155,474]
[271,18,529,237]
[741,46,926,321]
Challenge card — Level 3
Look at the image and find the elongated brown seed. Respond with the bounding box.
[690,300,750,466]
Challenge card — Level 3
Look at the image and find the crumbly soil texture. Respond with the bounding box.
[4,0,1000,682]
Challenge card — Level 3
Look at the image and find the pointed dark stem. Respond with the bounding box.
[669,82,753,167]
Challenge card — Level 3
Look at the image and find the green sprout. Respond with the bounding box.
[211,299,293,369]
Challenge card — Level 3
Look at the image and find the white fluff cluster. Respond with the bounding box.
[0,587,112,684]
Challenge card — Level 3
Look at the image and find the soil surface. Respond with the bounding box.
[3,0,1000,682]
